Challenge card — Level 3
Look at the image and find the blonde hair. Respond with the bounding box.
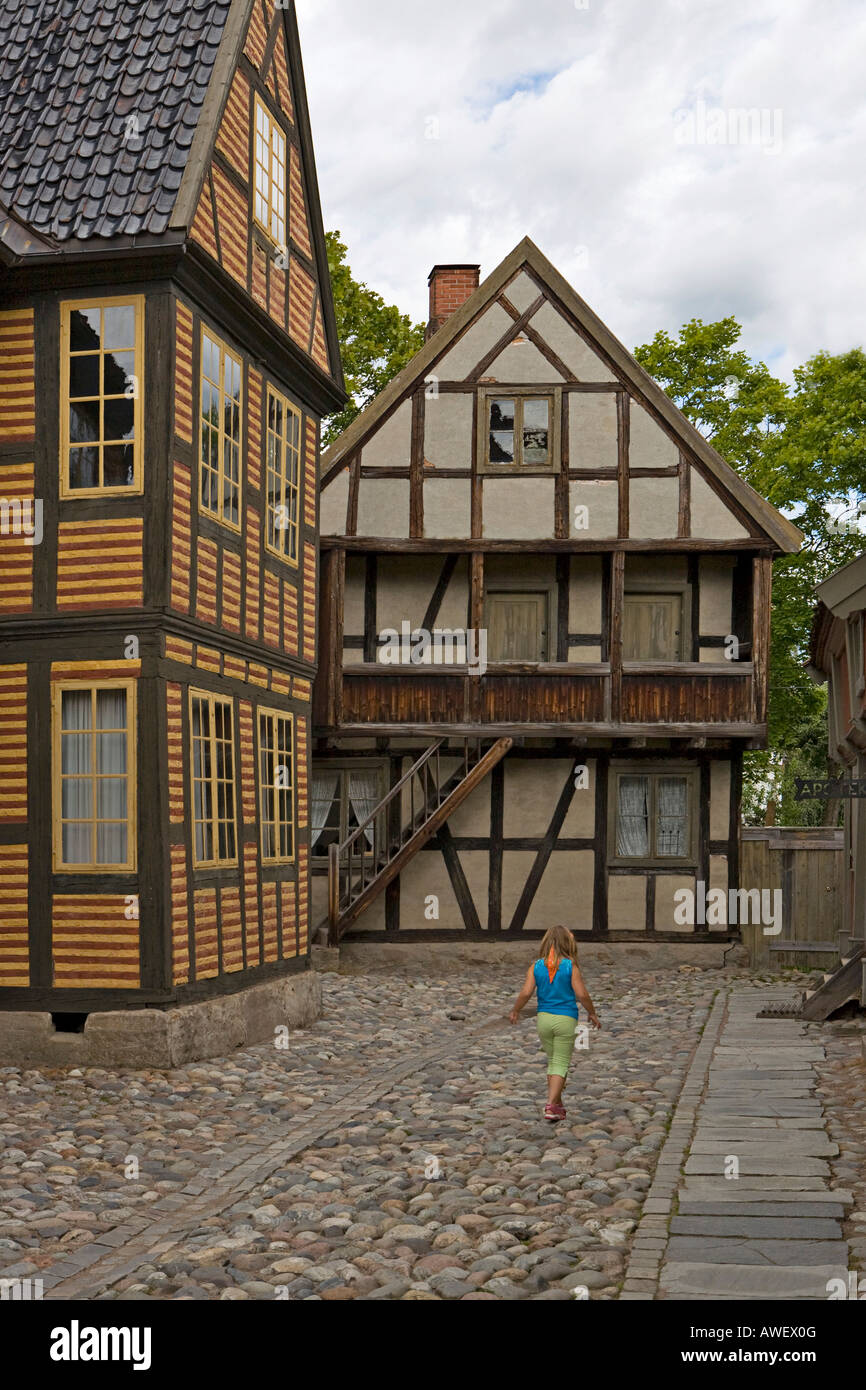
[538,925,578,966]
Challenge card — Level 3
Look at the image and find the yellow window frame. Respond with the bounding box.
[253,94,287,249]
[59,295,145,498]
[199,326,243,533]
[51,679,138,873]
[189,689,238,869]
[257,706,295,865]
[264,385,301,566]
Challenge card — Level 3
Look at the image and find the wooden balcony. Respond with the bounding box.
[315,661,760,740]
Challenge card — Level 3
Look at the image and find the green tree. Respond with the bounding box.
[323,231,426,447]
[635,324,866,825]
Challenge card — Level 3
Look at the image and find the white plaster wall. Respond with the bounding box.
[569,645,602,662]
[320,468,349,535]
[655,875,696,933]
[424,478,472,539]
[608,876,647,930]
[710,761,731,841]
[343,556,366,636]
[569,556,603,633]
[569,394,618,471]
[376,556,457,633]
[504,271,541,313]
[571,480,618,539]
[700,557,735,633]
[503,760,568,837]
[483,477,555,539]
[424,392,474,470]
[629,476,680,539]
[356,478,410,538]
[487,339,564,383]
[530,301,617,382]
[361,400,412,470]
[523,852,595,932]
[435,303,513,380]
[630,402,679,469]
[690,468,749,540]
[710,855,729,931]
[395,850,489,931]
[626,555,688,583]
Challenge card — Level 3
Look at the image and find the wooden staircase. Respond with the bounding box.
[800,941,866,1021]
[317,737,513,947]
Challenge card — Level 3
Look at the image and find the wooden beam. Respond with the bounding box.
[593,753,610,935]
[610,551,625,722]
[325,721,768,740]
[678,451,691,539]
[320,537,777,554]
[617,392,630,539]
[469,295,546,382]
[556,390,570,541]
[410,390,425,539]
[488,760,505,932]
[752,555,773,725]
[364,554,378,664]
[422,553,460,633]
[508,765,576,930]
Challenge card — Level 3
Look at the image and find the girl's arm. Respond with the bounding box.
[509,964,537,1024]
[572,964,602,1029]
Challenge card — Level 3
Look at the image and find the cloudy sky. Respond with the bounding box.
[296,0,866,382]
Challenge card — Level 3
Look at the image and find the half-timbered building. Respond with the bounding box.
[314,241,801,947]
[0,0,344,1036]
[803,553,866,1017]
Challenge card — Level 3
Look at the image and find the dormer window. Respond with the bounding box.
[479,389,559,473]
[254,96,287,248]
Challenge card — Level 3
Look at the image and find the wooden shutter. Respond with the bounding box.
[487,592,549,662]
[623,593,683,661]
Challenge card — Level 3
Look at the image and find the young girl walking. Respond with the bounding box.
[509,925,601,1122]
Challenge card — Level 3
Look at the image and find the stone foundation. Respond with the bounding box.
[337,941,750,973]
[0,971,322,1069]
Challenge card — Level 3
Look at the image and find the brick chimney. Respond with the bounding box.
[427,264,481,339]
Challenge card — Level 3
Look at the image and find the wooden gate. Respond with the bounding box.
[739,826,845,969]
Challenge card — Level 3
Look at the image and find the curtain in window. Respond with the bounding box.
[617,776,650,857]
[95,689,128,864]
[348,771,382,848]
[657,777,688,857]
[311,773,340,851]
[61,690,92,863]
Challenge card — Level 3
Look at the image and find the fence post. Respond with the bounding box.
[328,842,339,947]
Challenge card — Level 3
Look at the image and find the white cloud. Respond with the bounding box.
[297,0,866,380]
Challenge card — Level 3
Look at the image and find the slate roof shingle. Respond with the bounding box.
[0,0,234,244]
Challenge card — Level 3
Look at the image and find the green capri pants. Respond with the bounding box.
[536,1012,578,1078]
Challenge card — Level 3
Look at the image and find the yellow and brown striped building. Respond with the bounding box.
[0,0,344,1014]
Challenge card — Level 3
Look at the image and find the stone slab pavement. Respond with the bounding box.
[621,987,854,1301]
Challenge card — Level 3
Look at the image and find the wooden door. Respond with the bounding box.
[623,593,683,661]
[486,592,549,662]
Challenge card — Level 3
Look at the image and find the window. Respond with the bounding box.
[624,591,686,662]
[200,329,242,530]
[311,765,386,858]
[259,709,295,863]
[52,682,136,871]
[254,96,287,248]
[265,387,301,564]
[611,767,696,865]
[60,297,144,496]
[486,394,553,469]
[190,691,237,867]
[486,590,550,662]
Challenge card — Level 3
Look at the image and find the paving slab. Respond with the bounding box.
[678,1202,849,1219]
[670,1216,841,1239]
[660,1262,847,1299]
[666,1237,848,1266]
[689,1135,837,1156]
[684,1155,831,1176]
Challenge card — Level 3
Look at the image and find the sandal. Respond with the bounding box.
[544,1103,566,1122]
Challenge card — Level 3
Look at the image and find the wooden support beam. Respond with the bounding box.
[610,551,625,723]
[752,554,773,725]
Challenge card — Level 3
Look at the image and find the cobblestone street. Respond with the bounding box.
[0,960,862,1302]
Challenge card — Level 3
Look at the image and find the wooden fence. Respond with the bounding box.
[739,826,845,970]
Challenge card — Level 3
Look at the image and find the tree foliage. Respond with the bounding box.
[635,324,866,824]
[323,231,426,447]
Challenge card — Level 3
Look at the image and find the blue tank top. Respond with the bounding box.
[534,958,579,1019]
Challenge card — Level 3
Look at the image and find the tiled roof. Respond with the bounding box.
[0,0,233,243]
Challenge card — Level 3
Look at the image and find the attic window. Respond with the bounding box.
[484,393,554,470]
[254,96,287,248]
